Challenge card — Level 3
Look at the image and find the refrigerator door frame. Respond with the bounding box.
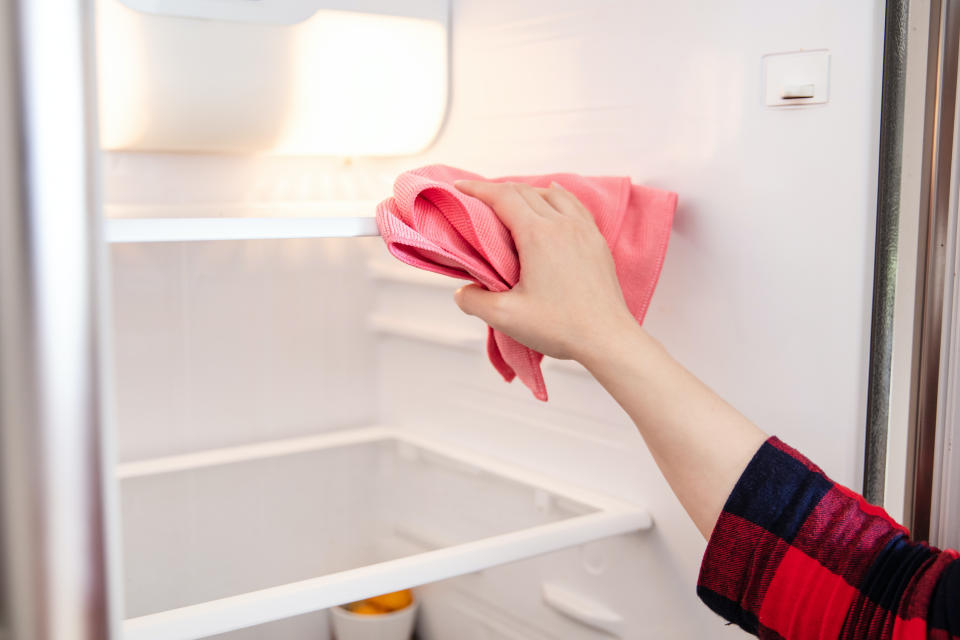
[904,0,960,541]
[872,0,960,540]
[926,8,960,543]
[0,1,120,638]
[929,178,960,549]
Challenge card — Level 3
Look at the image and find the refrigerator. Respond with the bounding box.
[5,0,955,639]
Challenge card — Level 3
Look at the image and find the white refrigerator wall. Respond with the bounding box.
[389,0,883,496]
[111,236,381,460]
[106,0,885,637]
[367,1,884,635]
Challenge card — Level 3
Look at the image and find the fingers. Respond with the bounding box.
[455,179,597,240]
[454,181,555,233]
[454,180,530,231]
[454,284,509,329]
[513,183,561,219]
[537,182,594,223]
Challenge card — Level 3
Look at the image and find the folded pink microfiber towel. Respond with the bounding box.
[376,165,677,401]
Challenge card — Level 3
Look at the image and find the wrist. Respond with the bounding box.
[574,316,656,373]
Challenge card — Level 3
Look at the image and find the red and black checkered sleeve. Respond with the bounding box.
[697,437,960,639]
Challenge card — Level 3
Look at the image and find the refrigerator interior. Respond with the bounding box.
[105,1,886,639]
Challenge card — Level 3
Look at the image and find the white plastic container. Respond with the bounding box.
[329,601,418,640]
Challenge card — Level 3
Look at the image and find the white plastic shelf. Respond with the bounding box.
[368,313,592,376]
[105,202,380,243]
[118,426,651,640]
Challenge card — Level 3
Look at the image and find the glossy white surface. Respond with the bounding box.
[540,581,624,635]
[104,202,380,243]
[106,217,379,243]
[96,0,448,154]
[114,0,449,24]
[110,238,380,461]
[400,0,882,494]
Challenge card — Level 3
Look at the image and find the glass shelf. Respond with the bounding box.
[118,427,651,640]
[104,202,380,243]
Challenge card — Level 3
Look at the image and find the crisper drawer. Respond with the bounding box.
[118,427,651,640]
[414,533,687,640]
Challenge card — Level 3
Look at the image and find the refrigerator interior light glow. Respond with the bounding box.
[275,10,447,155]
[95,0,448,155]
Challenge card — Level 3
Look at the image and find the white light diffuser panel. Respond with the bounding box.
[96,0,449,155]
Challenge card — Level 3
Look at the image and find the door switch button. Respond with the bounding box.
[782,83,816,99]
[764,50,830,106]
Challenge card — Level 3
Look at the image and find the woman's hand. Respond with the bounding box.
[452,180,637,362]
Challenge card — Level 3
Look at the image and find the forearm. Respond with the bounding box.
[577,323,767,538]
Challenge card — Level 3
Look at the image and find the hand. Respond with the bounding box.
[452,180,638,362]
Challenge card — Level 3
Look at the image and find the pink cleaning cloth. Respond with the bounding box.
[376,165,677,401]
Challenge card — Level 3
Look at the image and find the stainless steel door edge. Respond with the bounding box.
[0,1,119,638]
[865,0,911,507]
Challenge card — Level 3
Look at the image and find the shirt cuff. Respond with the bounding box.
[695,437,906,638]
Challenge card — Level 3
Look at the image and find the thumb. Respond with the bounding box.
[454,284,507,325]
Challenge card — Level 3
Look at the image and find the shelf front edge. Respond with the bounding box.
[106,217,380,243]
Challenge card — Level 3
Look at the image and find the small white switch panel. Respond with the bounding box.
[764,50,830,107]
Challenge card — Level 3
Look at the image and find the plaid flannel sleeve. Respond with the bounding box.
[697,437,960,639]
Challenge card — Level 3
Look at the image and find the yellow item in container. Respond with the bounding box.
[367,590,413,612]
[343,589,414,616]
